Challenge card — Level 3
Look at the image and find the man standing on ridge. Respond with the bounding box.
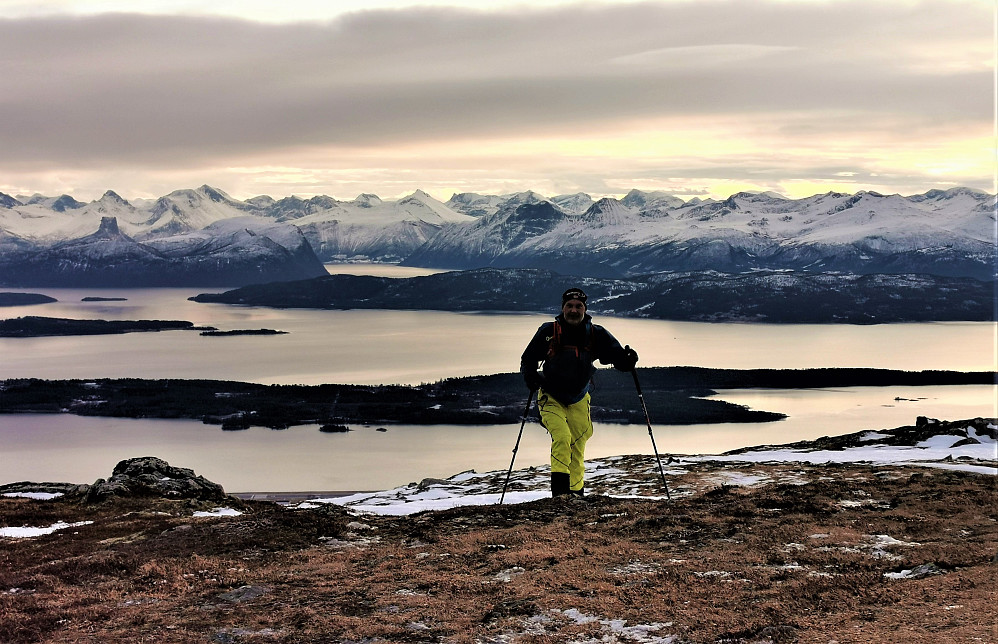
[520,287,638,498]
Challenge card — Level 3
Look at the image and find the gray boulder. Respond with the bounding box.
[85,456,227,503]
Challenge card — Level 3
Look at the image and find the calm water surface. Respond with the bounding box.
[0,289,993,385]
[1,385,993,492]
[1,264,994,491]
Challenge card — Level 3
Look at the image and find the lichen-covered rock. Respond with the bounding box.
[85,456,226,503]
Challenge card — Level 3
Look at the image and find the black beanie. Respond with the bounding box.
[561,288,587,308]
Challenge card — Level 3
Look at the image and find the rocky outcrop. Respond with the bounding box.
[84,457,227,503]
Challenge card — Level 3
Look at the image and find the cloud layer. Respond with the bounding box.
[0,0,991,200]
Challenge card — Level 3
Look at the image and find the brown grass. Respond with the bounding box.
[2,462,996,643]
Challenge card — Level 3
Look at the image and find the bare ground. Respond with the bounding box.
[2,458,996,644]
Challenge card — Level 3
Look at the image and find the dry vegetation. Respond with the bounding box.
[2,461,996,643]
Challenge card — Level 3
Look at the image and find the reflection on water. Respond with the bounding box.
[1,385,993,492]
[323,263,449,278]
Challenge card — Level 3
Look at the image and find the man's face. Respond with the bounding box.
[562,299,586,325]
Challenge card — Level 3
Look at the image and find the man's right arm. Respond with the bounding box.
[519,324,550,391]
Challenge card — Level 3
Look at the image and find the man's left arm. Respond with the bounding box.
[594,326,638,371]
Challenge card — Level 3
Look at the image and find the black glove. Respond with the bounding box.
[616,345,638,372]
[524,370,544,392]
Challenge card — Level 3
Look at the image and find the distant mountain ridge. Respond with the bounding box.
[0,214,328,287]
[1,185,995,283]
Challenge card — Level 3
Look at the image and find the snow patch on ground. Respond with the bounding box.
[192,507,243,518]
[306,424,996,516]
[0,520,93,539]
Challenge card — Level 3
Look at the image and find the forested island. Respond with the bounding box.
[0,293,57,307]
[0,368,990,430]
[0,316,207,337]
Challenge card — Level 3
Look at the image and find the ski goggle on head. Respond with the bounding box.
[561,288,588,308]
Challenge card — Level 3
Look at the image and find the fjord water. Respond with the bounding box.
[0,287,993,384]
[0,266,995,492]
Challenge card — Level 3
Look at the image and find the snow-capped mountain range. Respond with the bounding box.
[0,214,328,287]
[0,185,994,286]
[409,187,996,279]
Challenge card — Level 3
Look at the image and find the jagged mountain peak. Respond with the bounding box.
[499,190,548,207]
[404,189,436,202]
[446,193,507,217]
[913,187,991,201]
[592,196,623,207]
[551,192,594,215]
[394,191,470,224]
[620,189,685,210]
[510,201,565,221]
[580,197,633,226]
[196,184,233,203]
[853,190,890,199]
[555,191,591,200]
[448,192,490,204]
[307,195,340,208]
[0,192,21,208]
[264,195,342,221]
[353,193,383,208]
[727,190,787,201]
[21,193,51,205]
[99,190,130,206]
[399,190,450,210]
[52,216,139,249]
[51,195,85,212]
[246,195,276,208]
[94,216,122,238]
[159,185,235,205]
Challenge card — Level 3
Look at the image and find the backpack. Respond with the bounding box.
[546,319,594,360]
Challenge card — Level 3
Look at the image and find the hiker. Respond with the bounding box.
[520,287,638,497]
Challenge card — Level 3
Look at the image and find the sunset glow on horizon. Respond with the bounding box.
[0,0,991,202]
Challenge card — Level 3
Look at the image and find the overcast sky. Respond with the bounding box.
[0,0,992,202]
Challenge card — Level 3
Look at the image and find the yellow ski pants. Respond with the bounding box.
[538,390,592,492]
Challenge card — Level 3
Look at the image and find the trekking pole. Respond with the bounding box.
[499,389,535,505]
[631,369,672,501]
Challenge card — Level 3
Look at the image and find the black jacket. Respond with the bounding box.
[520,313,628,405]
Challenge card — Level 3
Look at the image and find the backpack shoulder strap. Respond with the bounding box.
[546,319,562,359]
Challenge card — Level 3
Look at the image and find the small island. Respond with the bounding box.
[319,423,352,433]
[0,292,57,307]
[81,296,128,302]
[199,329,288,337]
